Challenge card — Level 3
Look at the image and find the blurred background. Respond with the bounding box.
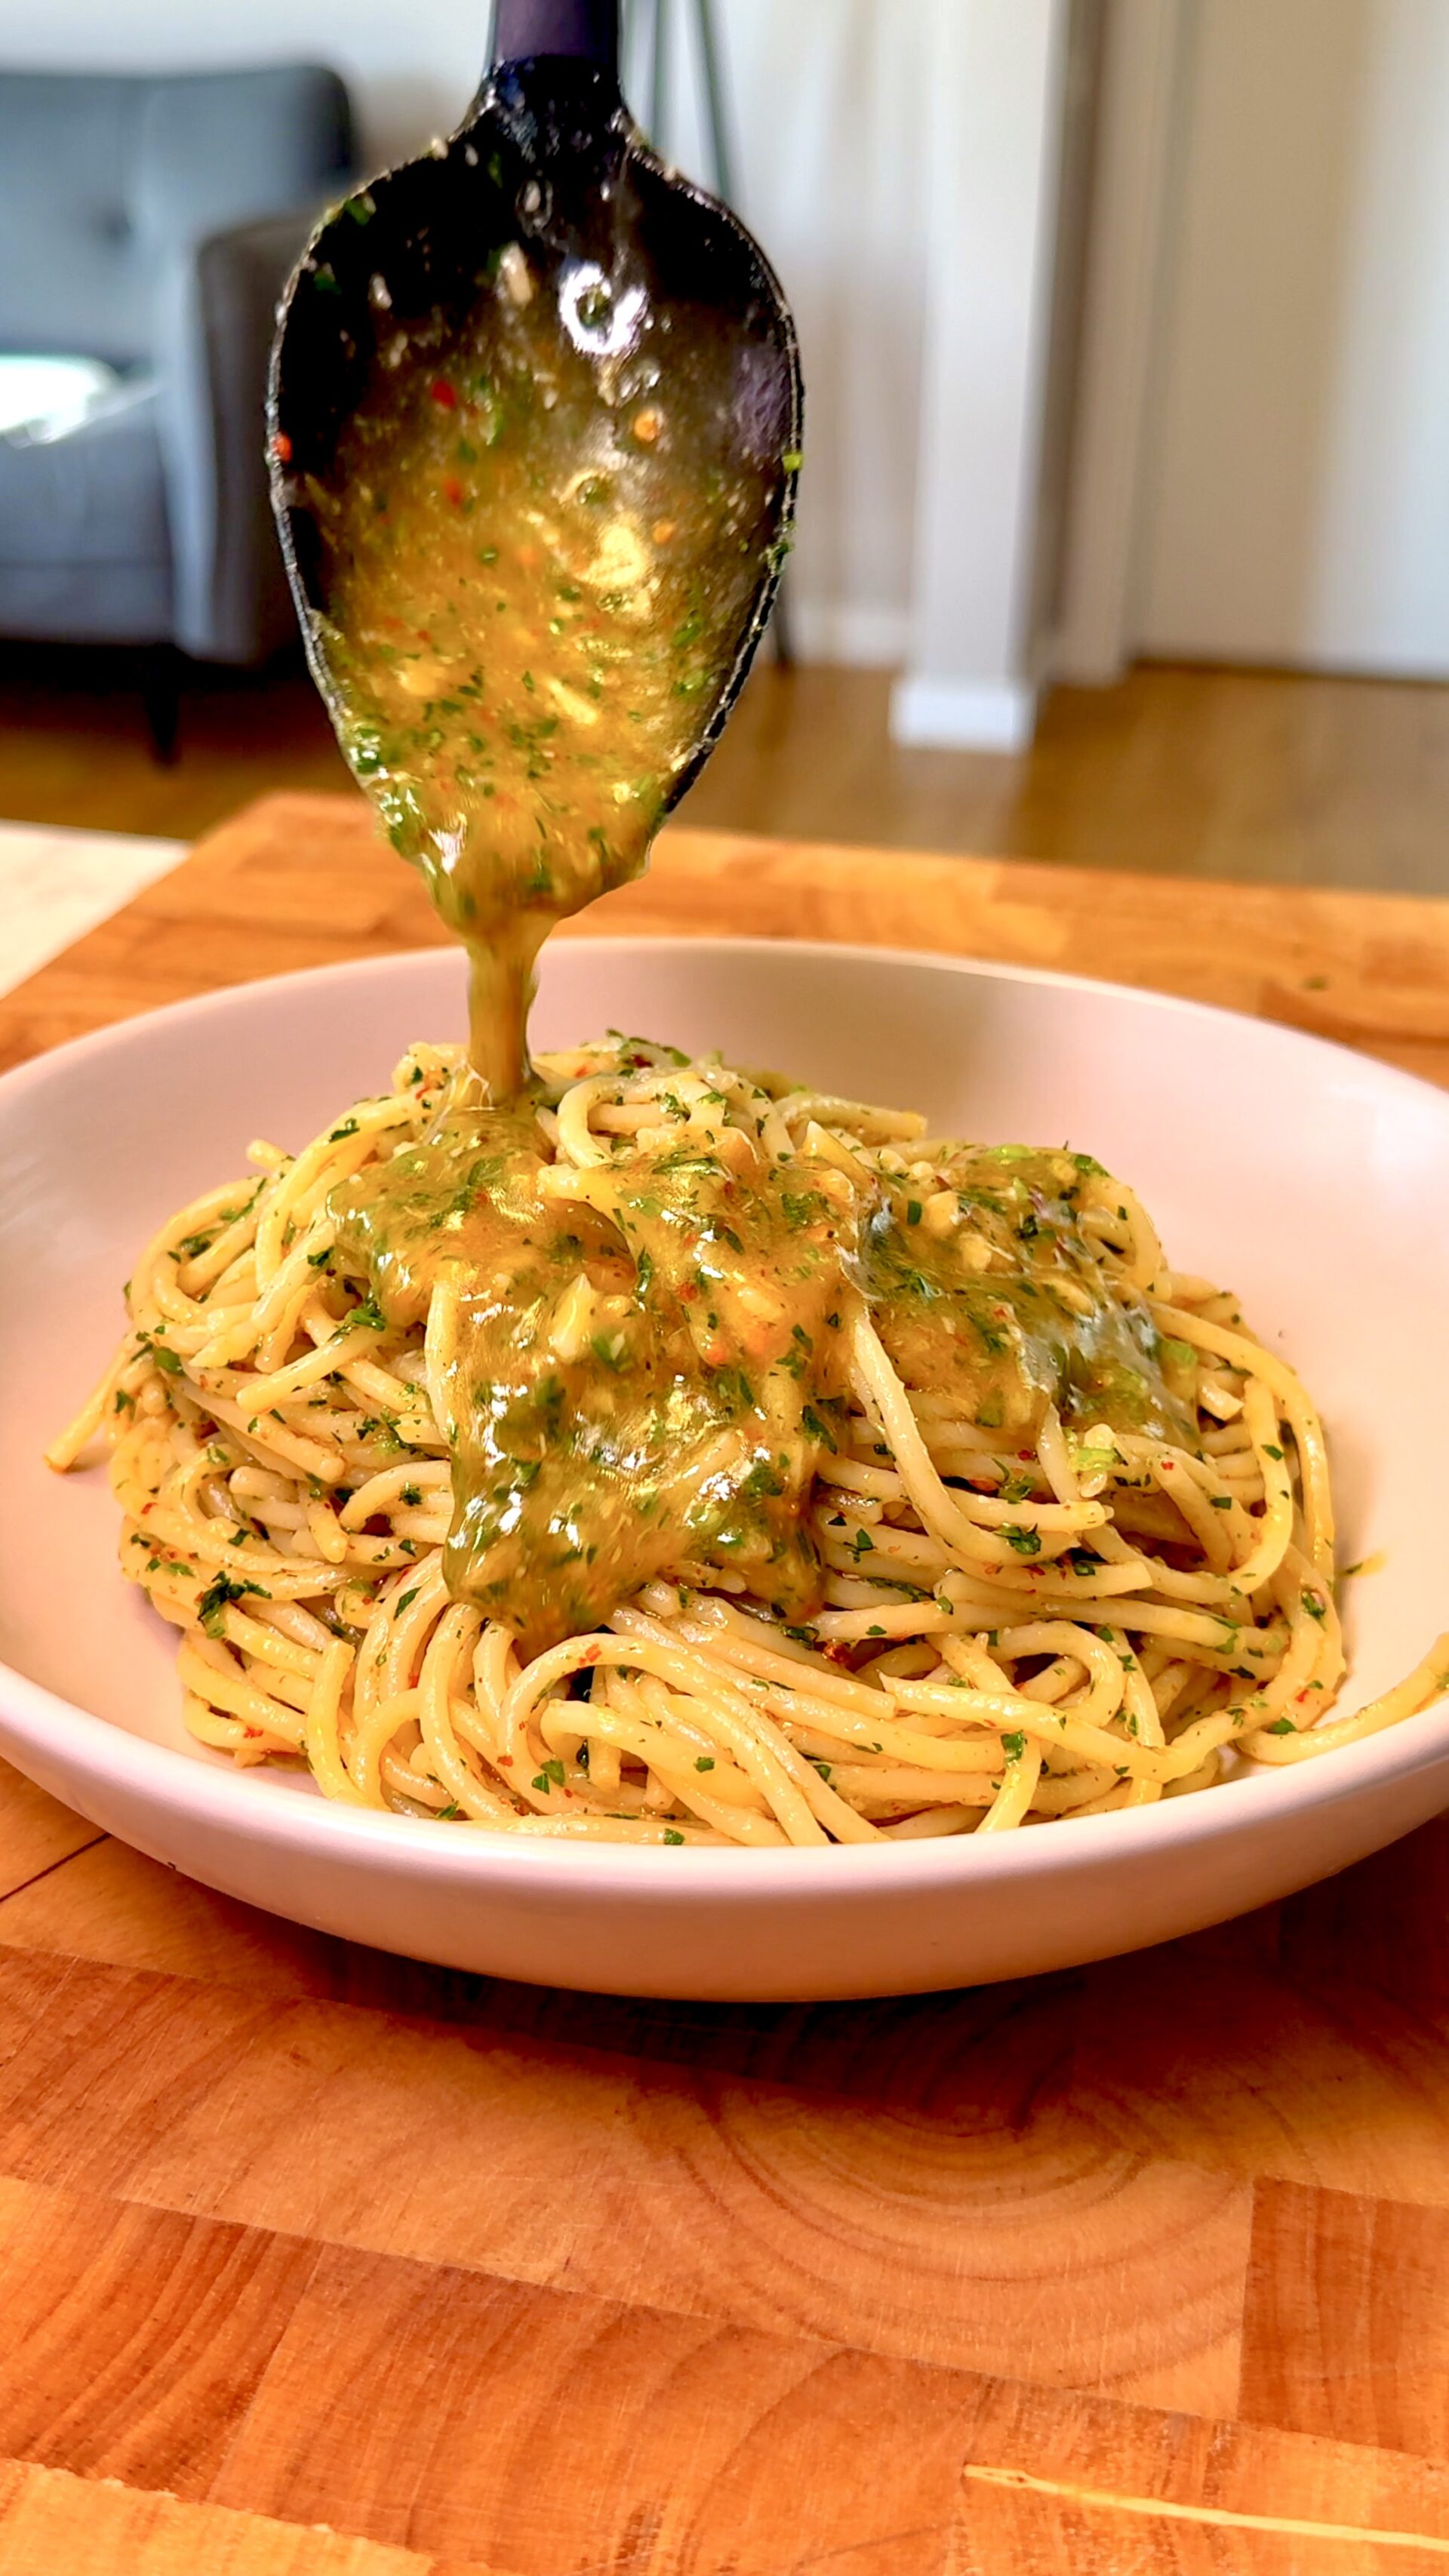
[2,0,1447,891]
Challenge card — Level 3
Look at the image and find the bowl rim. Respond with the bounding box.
[3,930,1446,1900]
[9,924,1449,1116]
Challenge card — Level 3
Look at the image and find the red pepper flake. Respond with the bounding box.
[271,431,292,463]
[429,378,457,410]
[441,475,463,507]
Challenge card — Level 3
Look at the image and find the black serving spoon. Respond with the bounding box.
[266,0,801,814]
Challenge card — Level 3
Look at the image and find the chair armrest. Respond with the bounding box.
[153,207,328,665]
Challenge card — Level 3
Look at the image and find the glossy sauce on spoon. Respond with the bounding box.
[312,241,783,1096]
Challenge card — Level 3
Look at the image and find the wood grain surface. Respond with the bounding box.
[2,791,1449,2574]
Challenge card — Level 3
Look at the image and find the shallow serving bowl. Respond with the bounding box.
[1,937,1446,1999]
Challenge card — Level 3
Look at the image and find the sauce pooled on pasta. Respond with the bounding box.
[312,241,1192,1651]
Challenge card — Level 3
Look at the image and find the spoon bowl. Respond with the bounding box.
[267,0,800,816]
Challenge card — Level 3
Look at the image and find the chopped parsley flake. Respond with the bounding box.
[197,1571,270,1636]
[345,1297,387,1335]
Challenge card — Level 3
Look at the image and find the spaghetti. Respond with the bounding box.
[48,1032,1448,1845]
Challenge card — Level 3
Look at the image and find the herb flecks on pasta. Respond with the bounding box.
[49,1036,1449,1844]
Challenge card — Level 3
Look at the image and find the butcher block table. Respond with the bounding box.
[3,790,1449,2576]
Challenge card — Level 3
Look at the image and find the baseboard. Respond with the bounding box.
[888,676,1039,751]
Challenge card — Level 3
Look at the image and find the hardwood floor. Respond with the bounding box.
[0,645,347,845]
[2,642,1447,892]
[693,661,1449,892]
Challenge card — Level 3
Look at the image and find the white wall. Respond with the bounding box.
[0,2,477,168]
[1136,0,1449,676]
[893,0,1072,752]
[650,0,931,668]
[1051,0,1181,684]
[5,0,935,672]
[10,0,1080,737]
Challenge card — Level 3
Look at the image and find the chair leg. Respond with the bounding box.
[140,645,182,765]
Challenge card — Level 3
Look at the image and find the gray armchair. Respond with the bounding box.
[0,66,353,743]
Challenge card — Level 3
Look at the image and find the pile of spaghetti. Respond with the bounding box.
[49,1035,1447,1845]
